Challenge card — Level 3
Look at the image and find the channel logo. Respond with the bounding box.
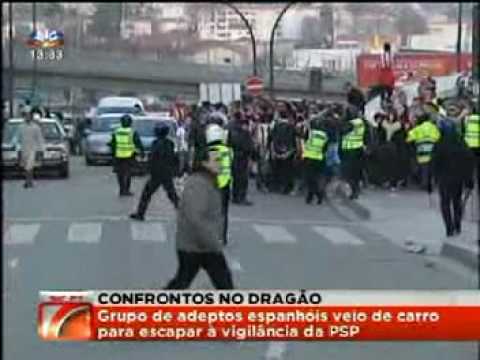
[38,292,92,341]
[26,29,64,49]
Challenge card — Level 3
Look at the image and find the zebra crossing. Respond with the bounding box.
[3,220,369,247]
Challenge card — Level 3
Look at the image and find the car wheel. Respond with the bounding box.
[85,155,94,166]
[59,163,69,178]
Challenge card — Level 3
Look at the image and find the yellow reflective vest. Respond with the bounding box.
[303,129,328,161]
[114,127,135,159]
[407,121,440,164]
[464,114,480,149]
[209,143,232,189]
[342,118,365,151]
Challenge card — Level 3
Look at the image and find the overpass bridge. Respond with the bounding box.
[2,43,350,103]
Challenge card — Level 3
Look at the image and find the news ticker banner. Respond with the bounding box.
[38,290,480,341]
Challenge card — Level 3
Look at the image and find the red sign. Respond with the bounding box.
[246,76,264,96]
[356,53,473,89]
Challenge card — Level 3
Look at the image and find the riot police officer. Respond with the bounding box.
[340,106,367,200]
[206,122,232,244]
[109,114,144,196]
[130,123,179,221]
[303,115,330,204]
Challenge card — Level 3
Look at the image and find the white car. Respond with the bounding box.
[96,97,145,116]
[2,118,70,178]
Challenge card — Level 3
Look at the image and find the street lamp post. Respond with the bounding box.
[8,2,14,118]
[32,2,37,100]
[269,2,296,98]
[224,3,257,76]
[456,2,463,73]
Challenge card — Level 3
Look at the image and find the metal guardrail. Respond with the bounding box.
[3,41,352,94]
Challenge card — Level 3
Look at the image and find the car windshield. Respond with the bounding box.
[133,119,174,137]
[39,122,63,140]
[91,116,121,132]
[3,123,20,144]
[96,107,142,115]
[3,121,62,143]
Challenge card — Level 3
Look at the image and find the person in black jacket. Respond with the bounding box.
[229,116,255,205]
[431,120,475,237]
[130,123,179,221]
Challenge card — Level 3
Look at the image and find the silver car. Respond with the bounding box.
[83,114,123,165]
[2,118,70,178]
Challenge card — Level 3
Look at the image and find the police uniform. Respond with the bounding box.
[303,120,329,204]
[109,116,144,196]
[464,110,480,201]
[341,117,366,199]
[209,141,233,245]
[406,118,441,192]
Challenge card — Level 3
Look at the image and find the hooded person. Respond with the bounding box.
[130,123,179,221]
[431,119,475,237]
[18,110,45,188]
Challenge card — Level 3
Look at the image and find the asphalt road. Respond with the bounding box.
[3,157,478,360]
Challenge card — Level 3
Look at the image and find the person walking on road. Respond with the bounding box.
[109,114,144,196]
[431,120,475,237]
[130,123,179,221]
[18,110,44,188]
[164,147,234,290]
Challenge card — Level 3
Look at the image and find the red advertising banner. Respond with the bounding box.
[357,53,473,89]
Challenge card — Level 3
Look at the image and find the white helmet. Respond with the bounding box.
[205,124,225,144]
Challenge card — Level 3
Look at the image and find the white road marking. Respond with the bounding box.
[313,226,365,245]
[131,222,166,242]
[67,223,102,243]
[4,224,40,244]
[5,216,354,226]
[253,225,296,244]
[265,342,287,359]
[8,258,19,268]
[226,256,243,272]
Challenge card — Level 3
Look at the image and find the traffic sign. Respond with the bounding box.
[246,76,264,96]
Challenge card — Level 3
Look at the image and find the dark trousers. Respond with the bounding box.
[136,175,179,216]
[220,185,230,244]
[304,159,325,203]
[273,157,295,193]
[418,162,433,192]
[341,149,364,197]
[232,158,249,202]
[115,158,133,195]
[439,182,464,235]
[165,250,234,289]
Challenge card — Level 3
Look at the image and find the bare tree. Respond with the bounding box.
[394,6,429,47]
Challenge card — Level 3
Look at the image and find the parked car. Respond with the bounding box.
[2,118,70,178]
[96,97,145,116]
